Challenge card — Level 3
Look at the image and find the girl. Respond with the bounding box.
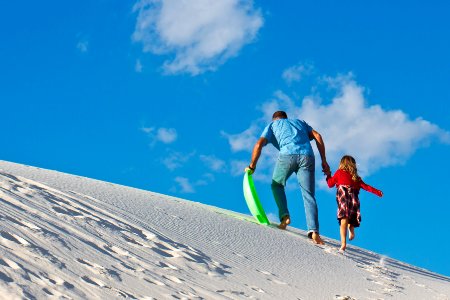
[326,155,383,252]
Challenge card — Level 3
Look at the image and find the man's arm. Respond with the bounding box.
[246,137,267,174]
[309,129,330,176]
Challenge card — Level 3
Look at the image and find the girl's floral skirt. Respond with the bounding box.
[336,185,361,227]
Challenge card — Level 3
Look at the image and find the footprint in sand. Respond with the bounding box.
[143,277,166,286]
[366,277,385,286]
[1,258,21,270]
[0,270,14,283]
[81,275,108,288]
[121,233,148,247]
[231,251,249,260]
[152,245,182,259]
[151,240,198,260]
[113,288,139,299]
[256,269,287,285]
[44,273,74,289]
[244,284,265,293]
[163,275,183,284]
[158,261,179,270]
[177,290,199,298]
[81,275,138,299]
[52,206,84,218]
[1,256,74,292]
[334,296,357,300]
[42,287,71,299]
[76,258,122,281]
[402,275,445,297]
[216,290,253,298]
[105,244,130,257]
[0,230,31,246]
[256,269,274,276]
[269,278,288,285]
[6,217,41,231]
[323,245,343,256]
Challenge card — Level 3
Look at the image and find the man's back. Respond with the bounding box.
[261,118,314,156]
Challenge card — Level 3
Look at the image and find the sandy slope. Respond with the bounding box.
[0,160,448,300]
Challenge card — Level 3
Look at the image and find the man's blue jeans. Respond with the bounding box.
[271,154,319,234]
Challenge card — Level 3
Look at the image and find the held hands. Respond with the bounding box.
[322,161,331,177]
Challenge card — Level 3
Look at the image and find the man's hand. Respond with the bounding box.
[244,166,255,175]
[322,161,331,177]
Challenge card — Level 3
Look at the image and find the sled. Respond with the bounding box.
[243,171,270,225]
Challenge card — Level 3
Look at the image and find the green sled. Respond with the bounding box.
[243,171,270,225]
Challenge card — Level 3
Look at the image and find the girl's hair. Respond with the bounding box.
[338,155,360,181]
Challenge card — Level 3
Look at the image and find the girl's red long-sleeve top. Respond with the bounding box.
[326,169,382,197]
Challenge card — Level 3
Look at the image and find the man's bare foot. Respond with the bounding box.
[278,216,291,230]
[311,232,325,245]
[348,225,355,241]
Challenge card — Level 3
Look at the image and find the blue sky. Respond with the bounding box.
[1,1,450,276]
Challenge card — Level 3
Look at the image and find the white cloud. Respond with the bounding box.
[132,0,263,75]
[141,127,154,134]
[77,40,88,53]
[174,177,195,193]
[194,173,216,187]
[230,160,248,177]
[297,75,449,175]
[224,73,450,179]
[282,63,313,84]
[173,173,215,194]
[135,59,143,72]
[157,128,177,144]
[200,155,226,172]
[161,151,195,171]
[141,126,178,145]
[221,126,259,152]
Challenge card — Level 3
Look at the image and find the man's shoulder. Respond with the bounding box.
[288,118,304,123]
[263,121,275,131]
[261,121,275,137]
[289,118,311,128]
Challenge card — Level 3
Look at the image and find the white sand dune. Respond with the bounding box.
[0,160,448,299]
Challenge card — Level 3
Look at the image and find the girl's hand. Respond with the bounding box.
[376,190,383,197]
[321,161,330,175]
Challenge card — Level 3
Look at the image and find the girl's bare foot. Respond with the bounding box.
[278,215,291,230]
[340,244,346,252]
[348,225,355,241]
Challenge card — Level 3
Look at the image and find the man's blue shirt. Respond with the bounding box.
[261,118,314,156]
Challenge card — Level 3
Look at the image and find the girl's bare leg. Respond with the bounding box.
[340,218,348,251]
[348,224,355,240]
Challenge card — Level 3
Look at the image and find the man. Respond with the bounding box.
[246,111,329,245]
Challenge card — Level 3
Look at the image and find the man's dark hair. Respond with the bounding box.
[272,111,288,120]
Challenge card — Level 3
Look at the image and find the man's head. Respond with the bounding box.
[272,111,288,120]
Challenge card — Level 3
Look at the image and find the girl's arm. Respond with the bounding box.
[360,181,383,197]
[326,170,339,188]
